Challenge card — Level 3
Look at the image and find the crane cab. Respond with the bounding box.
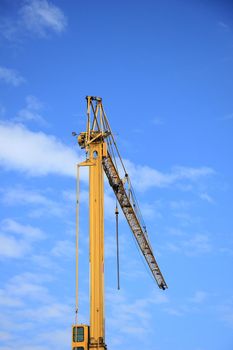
[72,324,89,350]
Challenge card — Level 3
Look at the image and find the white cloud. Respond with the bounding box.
[4,327,70,350]
[165,233,212,256]
[7,280,50,303]
[0,117,216,256]
[200,192,215,204]
[0,234,30,258]
[173,211,200,226]
[219,247,233,255]
[166,227,186,236]
[140,201,162,220]
[0,0,67,41]
[183,234,212,255]
[0,289,23,307]
[0,219,45,258]
[0,271,72,350]
[0,66,25,86]
[2,187,54,206]
[218,21,230,31]
[31,253,60,271]
[1,218,45,240]
[36,328,70,348]
[219,300,233,329]
[51,239,75,258]
[22,302,72,322]
[0,122,80,177]
[189,291,208,304]
[1,186,75,219]
[0,219,46,259]
[0,331,12,341]
[170,200,192,210]
[15,95,48,126]
[222,113,233,121]
[123,159,215,191]
[0,121,215,193]
[106,289,169,343]
[20,0,67,37]
[152,117,163,125]
[0,273,54,309]
[164,307,184,316]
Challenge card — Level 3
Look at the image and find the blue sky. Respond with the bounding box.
[0,0,233,349]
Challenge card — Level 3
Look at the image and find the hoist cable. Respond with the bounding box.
[75,164,80,324]
[115,202,120,290]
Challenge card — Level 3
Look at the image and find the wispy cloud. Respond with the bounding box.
[218,21,230,31]
[0,270,72,349]
[0,66,25,86]
[0,234,30,258]
[0,122,80,177]
[182,234,212,256]
[51,240,75,259]
[5,272,52,303]
[199,192,215,204]
[0,120,215,190]
[124,159,215,191]
[188,291,208,304]
[163,306,184,316]
[151,117,164,125]
[22,302,72,322]
[166,227,186,236]
[221,113,233,121]
[1,186,71,218]
[219,299,233,329]
[0,219,46,258]
[165,233,212,256]
[1,218,46,240]
[15,95,48,126]
[219,247,233,256]
[0,0,67,40]
[170,200,192,210]
[0,289,23,308]
[2,187,53,206]
[106,288,169,344]
[20,0,67,37]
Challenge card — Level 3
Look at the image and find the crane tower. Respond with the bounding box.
[72,96,167,350]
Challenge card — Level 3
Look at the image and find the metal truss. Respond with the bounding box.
[103,152,168,290]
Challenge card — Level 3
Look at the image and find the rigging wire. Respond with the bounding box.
[100,104,148,235]
[115,201,120,290]
[75,164,80,324]
[102,106,127,175]
[129,225,156,284]
[91,100,162,285]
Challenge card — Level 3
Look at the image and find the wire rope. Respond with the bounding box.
[75,164,80,324]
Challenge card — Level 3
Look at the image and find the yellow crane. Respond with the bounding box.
[72,96,167,350]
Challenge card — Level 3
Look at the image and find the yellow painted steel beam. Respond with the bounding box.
[88,141,106,349]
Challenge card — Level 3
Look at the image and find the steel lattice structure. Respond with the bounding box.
[103,152,167,290]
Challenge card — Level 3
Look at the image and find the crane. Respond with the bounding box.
[72,96,167,350]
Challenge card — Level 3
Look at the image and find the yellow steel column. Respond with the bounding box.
[89,141,106,349]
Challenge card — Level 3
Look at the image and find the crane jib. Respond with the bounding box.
[102,152,168,290]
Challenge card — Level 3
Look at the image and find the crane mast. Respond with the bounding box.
[72,96,167,350]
